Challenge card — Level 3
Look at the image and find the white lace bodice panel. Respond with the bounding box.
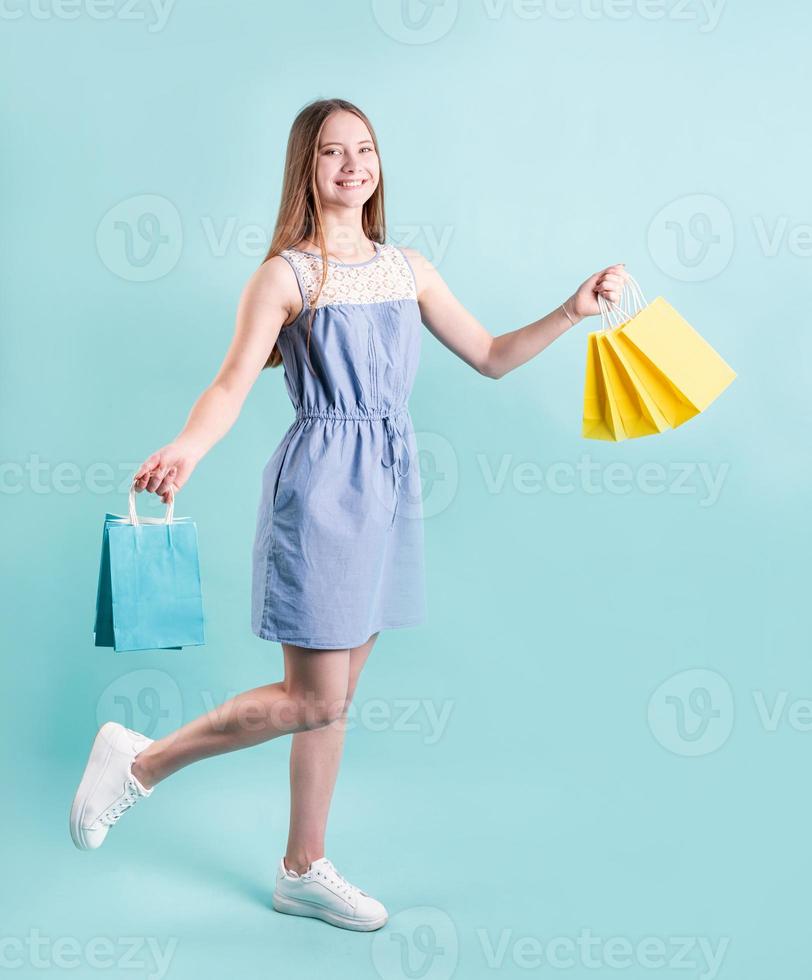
[279,243,417,309]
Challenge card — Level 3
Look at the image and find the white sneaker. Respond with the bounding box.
[70,721,154,850]
[272,856,388,931]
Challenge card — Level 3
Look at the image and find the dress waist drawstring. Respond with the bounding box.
[381,413,410,529]
[294,406,411,529]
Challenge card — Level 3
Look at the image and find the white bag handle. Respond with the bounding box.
[620,272,649,315]
[598,292,632,331]
[128,480,175,526]
[597,271,650,330]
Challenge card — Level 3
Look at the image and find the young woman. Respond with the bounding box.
[70,98,627,932]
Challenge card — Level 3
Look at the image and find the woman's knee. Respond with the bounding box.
[280,643,352,728]
[283,684,347,729]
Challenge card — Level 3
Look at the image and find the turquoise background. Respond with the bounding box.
[1,1,809,977]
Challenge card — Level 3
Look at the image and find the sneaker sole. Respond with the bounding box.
[271,891,388,931]
[69,721,120,850]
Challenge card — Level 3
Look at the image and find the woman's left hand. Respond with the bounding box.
[567,263,629,319]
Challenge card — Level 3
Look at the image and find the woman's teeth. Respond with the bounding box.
[337,179,366,188]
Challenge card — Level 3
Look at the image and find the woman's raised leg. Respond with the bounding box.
[130,644,354,789]
[70,637,371,852]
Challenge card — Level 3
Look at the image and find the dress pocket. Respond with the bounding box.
[269,424,299,515]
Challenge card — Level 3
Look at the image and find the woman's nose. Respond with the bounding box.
[342,152,364,171]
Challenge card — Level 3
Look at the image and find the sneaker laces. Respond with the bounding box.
[319,859,363,901]
[310,858,359,898]
[99,776,144,827]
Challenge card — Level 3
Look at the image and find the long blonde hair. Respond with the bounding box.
[261,98,387,372]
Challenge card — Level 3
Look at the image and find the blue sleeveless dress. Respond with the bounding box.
[251,241,427,649]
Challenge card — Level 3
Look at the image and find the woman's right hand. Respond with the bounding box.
[133,441,202,504]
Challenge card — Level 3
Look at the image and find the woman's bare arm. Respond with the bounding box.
[133,255,301,501]
[403,247,626,380]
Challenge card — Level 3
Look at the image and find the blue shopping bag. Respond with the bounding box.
[93,483,205,653]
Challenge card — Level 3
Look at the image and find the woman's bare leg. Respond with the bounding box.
[283,632,379,874]
[130,645,353,789]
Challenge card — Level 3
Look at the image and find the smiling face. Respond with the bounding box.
[313,110,379,211]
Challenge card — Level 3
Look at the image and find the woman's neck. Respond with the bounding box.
[295,231,376,263]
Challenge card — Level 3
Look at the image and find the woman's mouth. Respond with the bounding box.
[335,178,369,189]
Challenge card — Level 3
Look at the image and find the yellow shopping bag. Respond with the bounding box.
[582,332,625,440]
[597,332,670,438]
[617,294,737,425]
[581,277,736,440]
[582,293,661,441]
[608,328,699,429]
